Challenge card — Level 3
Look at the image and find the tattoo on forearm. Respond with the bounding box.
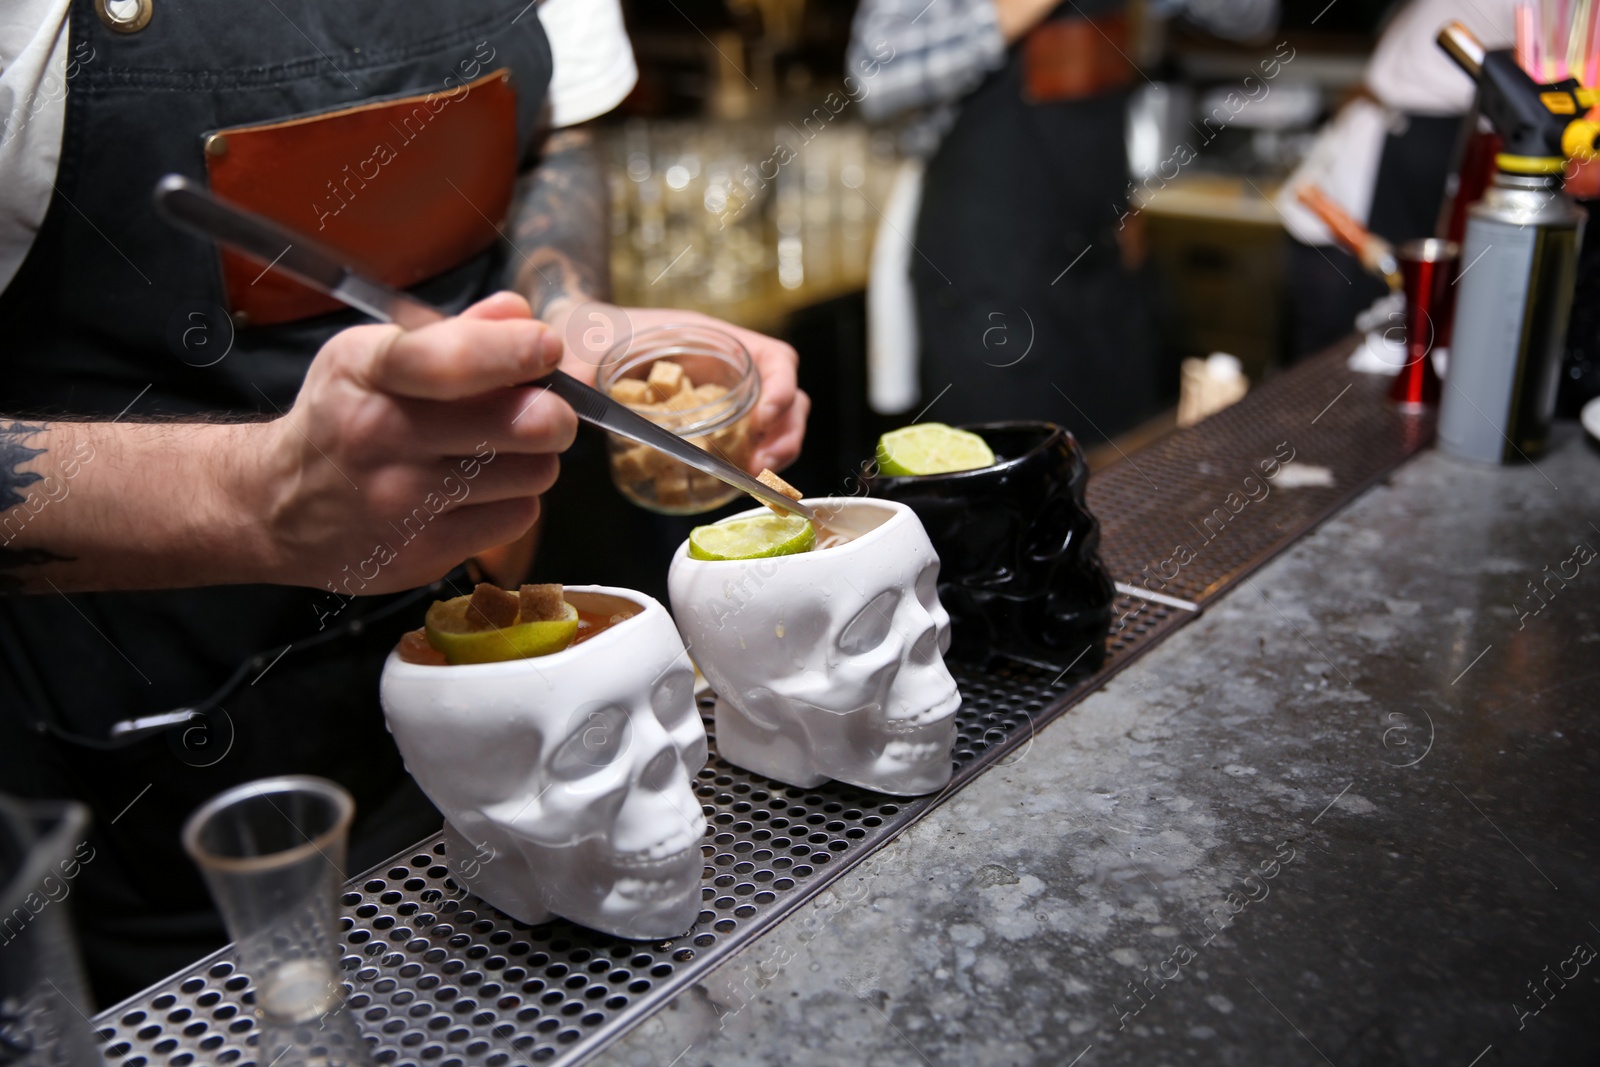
[0,421,70,591]
[509,127,610,319]
[0,421,46,510]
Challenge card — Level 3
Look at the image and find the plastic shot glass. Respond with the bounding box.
[183,776,365,1066]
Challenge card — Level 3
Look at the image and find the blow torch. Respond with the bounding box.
[1435,21,1598,463]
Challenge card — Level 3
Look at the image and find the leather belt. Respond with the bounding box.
[1022,11,1135,104]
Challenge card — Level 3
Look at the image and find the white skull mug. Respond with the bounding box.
[669,498,962,796]
[378,502,961,939]
[379,587,708,939]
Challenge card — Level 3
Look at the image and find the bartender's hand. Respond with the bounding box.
[993,0,1059,42]
[253,292,577,593]
[546,300,810,475]
[0,294,574,594]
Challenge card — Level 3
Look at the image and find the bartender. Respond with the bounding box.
[847,0,1276,439]
[0,0,807,1003]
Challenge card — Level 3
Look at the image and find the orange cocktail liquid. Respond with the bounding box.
[571,605,634,646]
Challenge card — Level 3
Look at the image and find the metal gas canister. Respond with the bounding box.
[1432,21,1598,463]
[1439,171,1586,462]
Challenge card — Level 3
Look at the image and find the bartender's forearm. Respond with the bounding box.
[1,296,578,597]
[0,419,266,594]
[509,124,610,381]
[993,0,1061,43]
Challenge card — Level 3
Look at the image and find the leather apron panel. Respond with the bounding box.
[0,0,553,1004]
[207,67,520,325]
[0,0,551,417]
[1021,9,1134,103]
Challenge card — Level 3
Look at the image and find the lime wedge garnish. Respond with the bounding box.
[875,423,996,476]
[425,598,579,665]
[689,514,816,561]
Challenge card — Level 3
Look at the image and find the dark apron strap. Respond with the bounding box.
[0,0,555,1005]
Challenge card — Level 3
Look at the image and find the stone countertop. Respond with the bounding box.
[591,424,1600,1067]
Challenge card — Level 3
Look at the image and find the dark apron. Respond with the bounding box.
[0,0,552,1004]
[911,0,1165,443]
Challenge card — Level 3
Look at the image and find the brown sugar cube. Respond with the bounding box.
[643,445,673,478]
[693,383,729,403]
[518,583,567,623]
[645,359,687,401]
[692,432,735,469]
[711,418,748,451]
[757,468,801,499]
[755,468,804,513]
[613,443,658,484]
[662,390,704,417]
[688,470,724,499]
[708,420,750,466]
[611,378,654,406]
[633,401,682,431]
[465,583,519,631]
[655,464,690,507]
[686,452,731,501]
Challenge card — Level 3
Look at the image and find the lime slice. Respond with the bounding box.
[875,423,996,476]
[689,513,816,561]
[425,598,579,665]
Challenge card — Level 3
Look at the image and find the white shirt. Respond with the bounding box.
[539,0,636,129]
[0,0,636,293]
[0,0,72,295]
[1365,0,1515,115]
[1277,0,1515,245]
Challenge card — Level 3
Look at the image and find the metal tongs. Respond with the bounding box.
[152,175,815,522]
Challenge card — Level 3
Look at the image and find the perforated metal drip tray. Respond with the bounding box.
[84,613,1178,1067]
[92,343,1431,1067]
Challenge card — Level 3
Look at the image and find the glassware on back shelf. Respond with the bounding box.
[604,117,895,326]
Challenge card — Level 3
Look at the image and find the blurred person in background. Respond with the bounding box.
[848,0,1276,442]
[1277,0,1516,357]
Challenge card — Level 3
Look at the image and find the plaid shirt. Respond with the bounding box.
[847,0,1007,154]
[848,0,1279,155]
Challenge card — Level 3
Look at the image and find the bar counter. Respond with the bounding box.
[89,352,1600,1067]
[592,424,1600,1066]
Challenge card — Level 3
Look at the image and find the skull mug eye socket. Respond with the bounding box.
[549,702,631,780]
[1025,497,1077,562]
[839,590,899,654]
[651,671,696,734]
